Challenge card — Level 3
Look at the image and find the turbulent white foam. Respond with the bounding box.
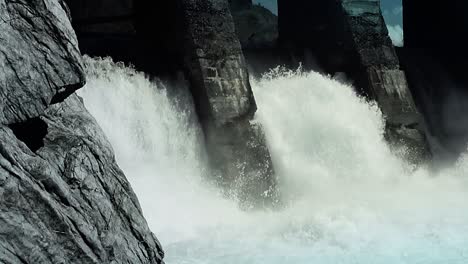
[80,58,468,264]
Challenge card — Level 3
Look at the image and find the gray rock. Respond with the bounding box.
[0,1,164,263]
[0,95,164,264]
[0,0,85,125]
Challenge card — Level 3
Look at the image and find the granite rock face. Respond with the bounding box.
[0,0,85,125]
[0,1,164,263]
[279,0,429,161]
[179,0,276,206]
[0,95,164,264]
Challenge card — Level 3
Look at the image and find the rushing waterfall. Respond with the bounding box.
[79,57,468,264]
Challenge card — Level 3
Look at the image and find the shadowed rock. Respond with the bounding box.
[0,1,164,263]
[0,95,164,263]
[0,0,85,125]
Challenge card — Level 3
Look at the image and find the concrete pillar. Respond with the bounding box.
[279,0,429,161]
[178,0,276,207]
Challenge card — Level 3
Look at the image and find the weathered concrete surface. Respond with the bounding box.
[340,0,429,160]
[0,1,164,263]
[179,0,276,206]
[0,0,85,125]
[279,0,429,161]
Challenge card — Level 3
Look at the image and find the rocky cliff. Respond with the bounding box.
[0,1,164,263]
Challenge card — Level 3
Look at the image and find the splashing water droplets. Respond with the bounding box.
[80,57,468,264]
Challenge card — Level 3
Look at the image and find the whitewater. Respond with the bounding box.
[79,57,468,264]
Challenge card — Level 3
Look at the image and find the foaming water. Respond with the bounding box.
[80,58,468,263]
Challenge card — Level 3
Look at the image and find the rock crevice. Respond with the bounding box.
[0,1,164,263]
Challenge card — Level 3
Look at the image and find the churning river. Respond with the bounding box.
[79,57,468,264]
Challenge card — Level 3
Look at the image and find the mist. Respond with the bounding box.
[79,57,468,263]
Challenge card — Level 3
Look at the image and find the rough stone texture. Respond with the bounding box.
[0,95,164,264]
[0,1,164,263]
[179,0,276,206]
[0,0,85,125]
[279,0,429,160]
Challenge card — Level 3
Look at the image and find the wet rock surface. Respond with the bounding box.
[0,95,164,264]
